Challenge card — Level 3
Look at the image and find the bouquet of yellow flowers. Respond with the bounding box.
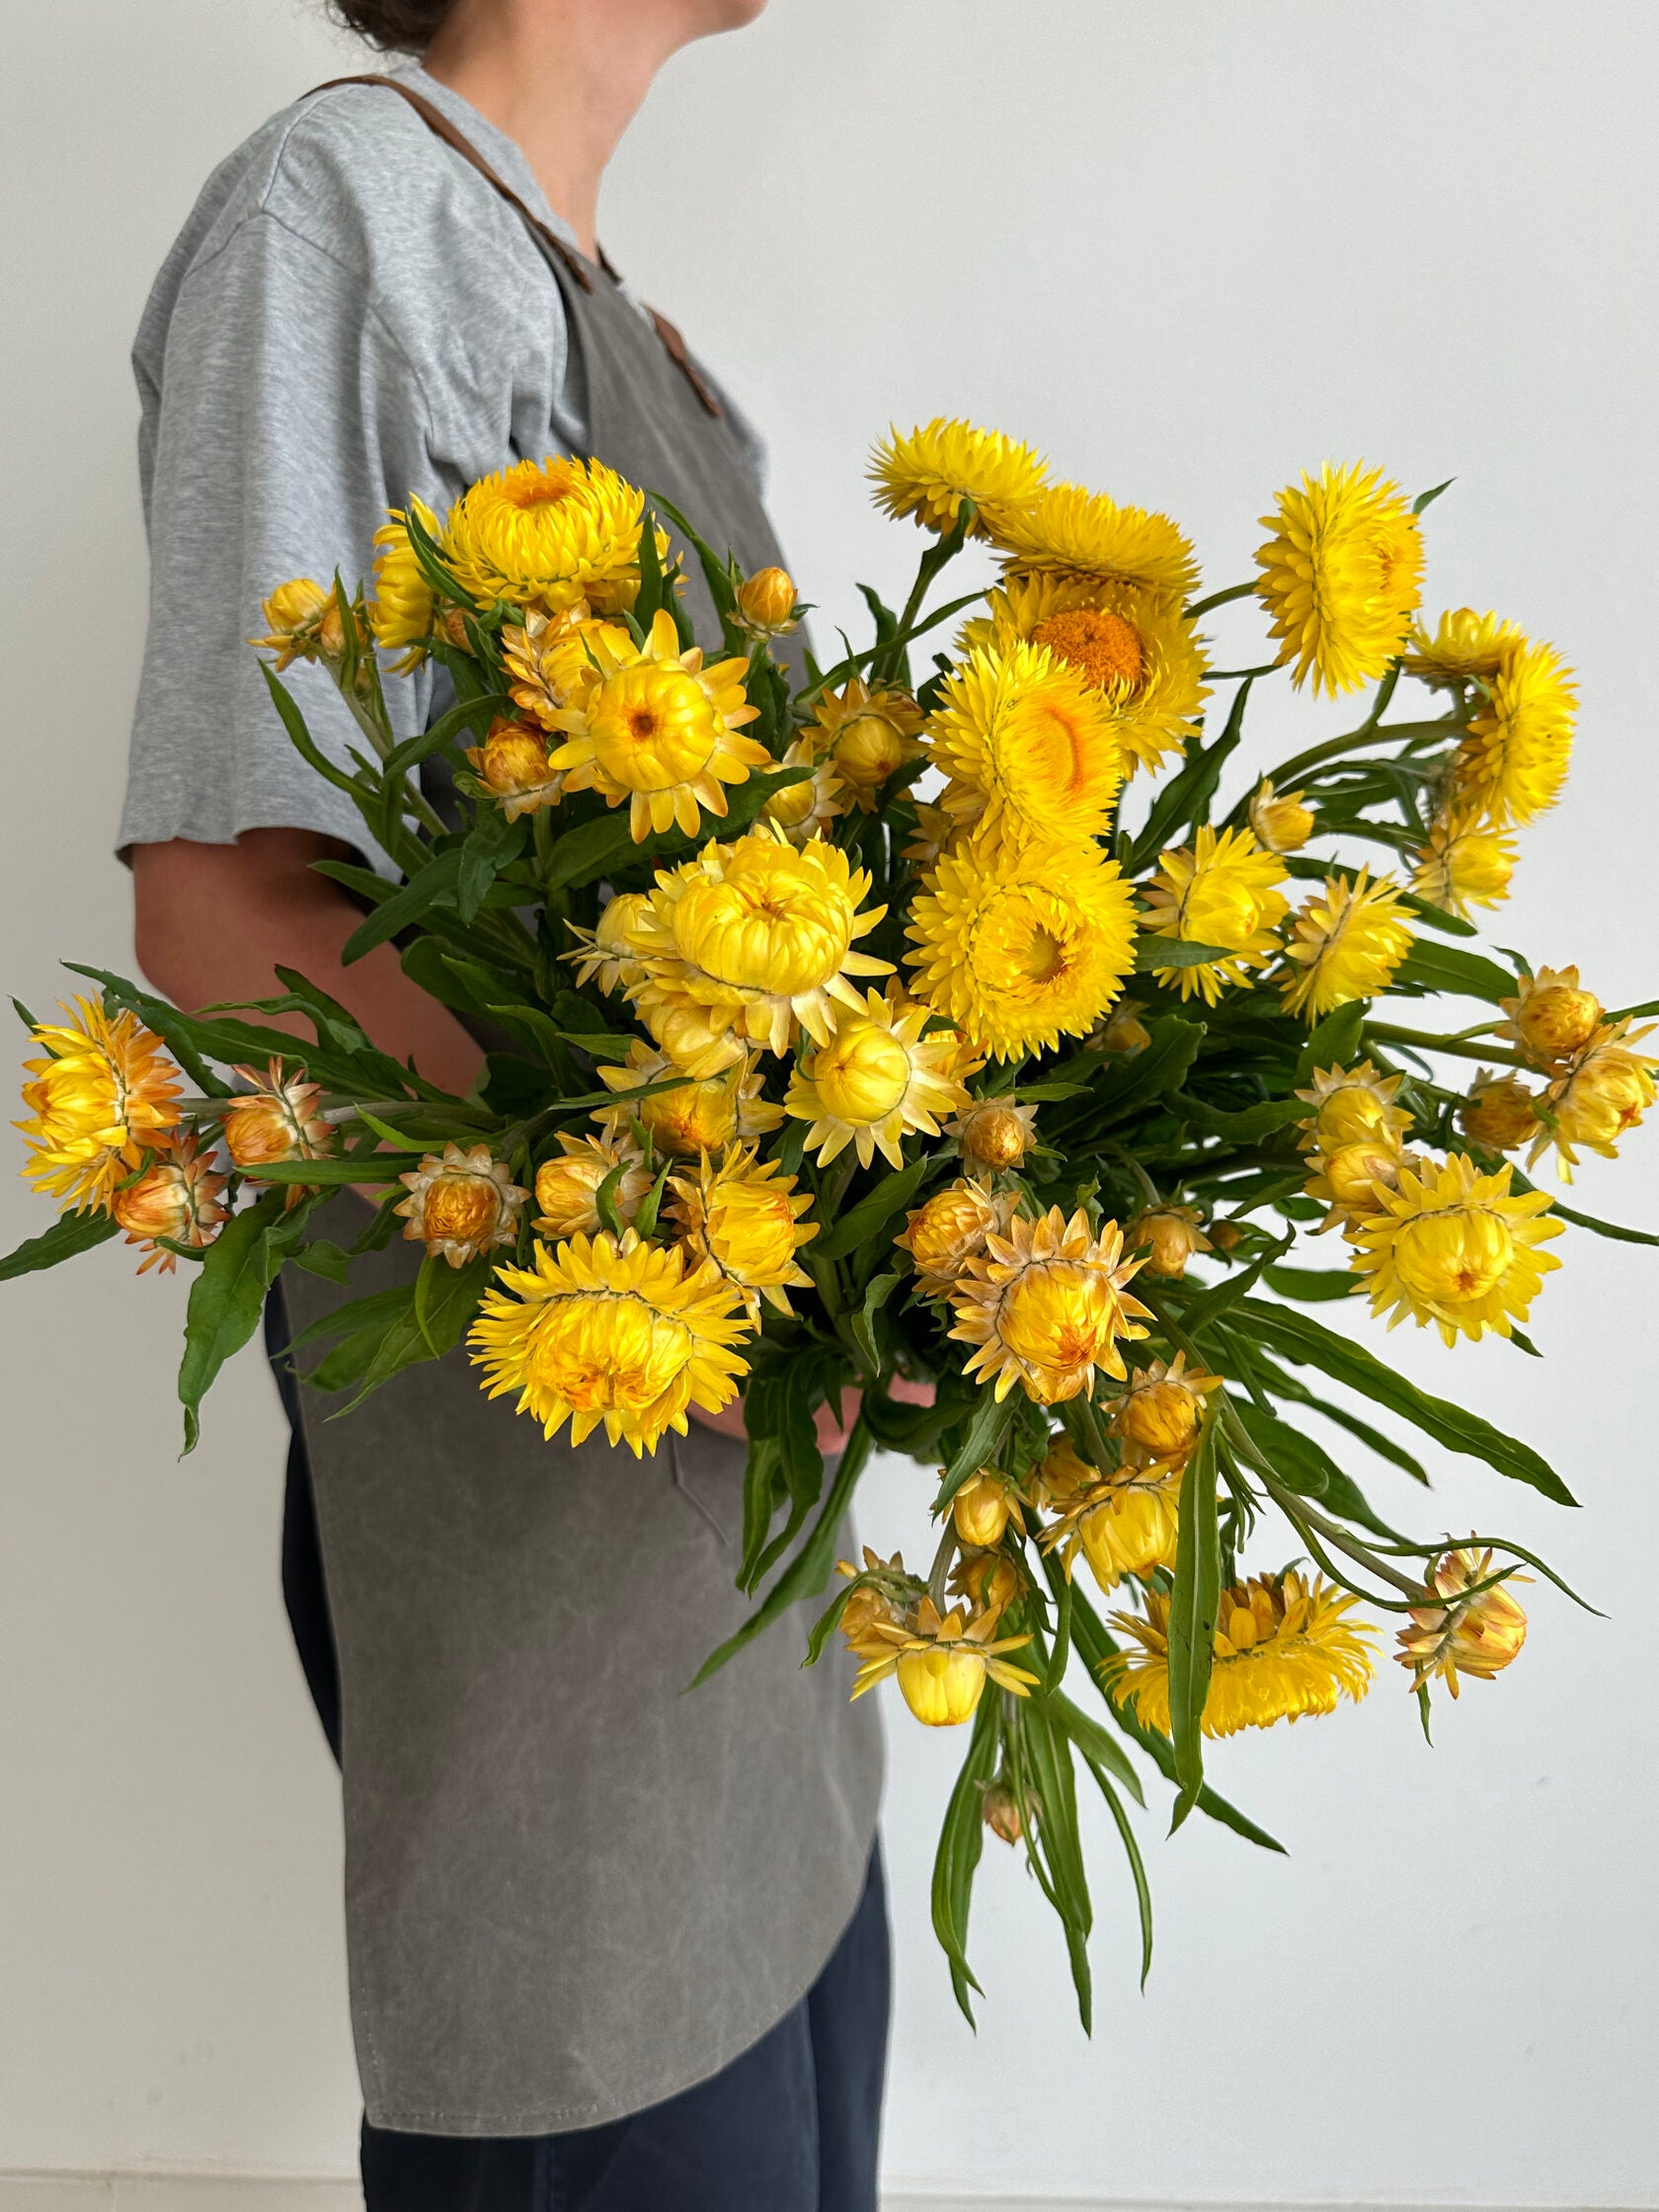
[12,422,1654,2019]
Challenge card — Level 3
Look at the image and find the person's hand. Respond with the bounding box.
[689,1373,936,1452]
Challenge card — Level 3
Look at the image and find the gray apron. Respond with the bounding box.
[280,82,882,2138]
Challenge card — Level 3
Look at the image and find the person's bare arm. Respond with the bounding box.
[131,829,486,1098]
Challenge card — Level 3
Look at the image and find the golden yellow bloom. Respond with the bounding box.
[760,736,848,845]
[622,828,891,1072]
[1031,1432,1096,1510]
[962,573,1207,777]
[851,1594,1039,1726]
[925,642,1123,852]
[1295,1060,1412,1154]
[1395,1546,1528,1697]
[368,500,440,672]
[1403,607,1523,687]
[669,1143,817,1321]
[1248,780,1316,855]
[949,1205,1150,1404]
[1142,825,1291,1004]
[785,986,968,1169]
[907,831,1138,1062]
[1129,1205,1213,1280]
[563,892,651,996]
[1411,812,1518,919]
[17,997,181,1214]
[1447,636,1576,828]
[1096,999,1150,1056]
[1281,870,1416,1020]
[222,1060,333,1174]
[1304,1136,1416,1234]
[390,1143,524,1268]
[1103,1571,1376,1736]
[1043,1462,1184,1594]
[735,565,800,637]
[948,1099,1038,1174]
[950,1548,1025,1614]
[548,607,768,841]
[993,481,1200,602]
[109,1132,227,1275]
[951,1470,1023,1549]
[596,1041,782,1158]
[1350,1152,1562,1345]
[470,1228,752,1456]
[1255,461,1424,696]
[1531,1020,1658,1176]
[1104,1352,1222,1462]
[1497,965,1603,1068]
[836,1549,915,1657]
[1459,1070,1541,1154]
[252,579,331,672]
[533,1132,655,1239]
[444,454,662,614]
[1210,1219,1243,1253]
[808,680,925,811]
[902,799,956,870]
[500,601,611,729]
[465,717,565,820]
[869,418,1049,539]
[896,1177,1013,1297]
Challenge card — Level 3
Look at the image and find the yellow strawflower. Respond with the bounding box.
[896,1177,1013,1298]
[668,1143,818,1321]
[1255,461,1424,696]
[734,564,800,638]
[465,717,565,820]
[808,680,925,811]
[368,500,440,672]
[949,1205,1150,1404]
[17,997,182,1214]
[926,641,1124,852]
[951,1470,1023,1549]
[1304,1135,1417,1236]
[851,1594,1039,1726]
[1349,1152,1562,1345]
[1403,607,1523,686]
[394,1143,528,1268]
[1248,780,1315,854]
[563,892,651,996]
[501,601,607,730]
[869,418,1049,539]
[1142,825,1290,1004]
[621,827,892,1072]
[533,1132,655,1239]
[947,1099,1038,1174]
[1280,870,1416,1020]
[251,579,331,672]
[785,986,968,1169]
[221,1059,333,1173]
[548,607,768,842]
[1043,1462,1184,1594]
[1459,1070,1541,1154]
[1295,1060,1412,1153]
[1395,1546,1528,1698]
[993,481,1201,602]
[469,1227,752,1456]
[443,454,662,614]
[906,831,1138,1061]
[1530,1020,1657,1177]
[1447,636,1576,827]
[1497,965,1603,1068]
[1102,1571,1376,1736]
[1128,1205,1213,1280]
[1104,1353,1222,1462]
[109,1131,227,1275]
[1096,999,1150,1055]
[1411,812,1518,919]
[596,1041,782,1158]
[961,573,1208,777]
[760,736,848,845]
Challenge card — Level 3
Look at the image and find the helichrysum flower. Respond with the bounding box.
[896,1177,1013,1298]
[443,454,662,614]
[1142,825,1290,1004]
[109,1131,227,1274]
[222,1060,334,1173]
[869,418,1049,539]
[1280,870,1416,1020]
[563,892,651,996]
[469,1227,752,1456]
[17,997,181,1214]
[1248,780,1315,854]
[1255,461,1424,696]
[1411,812,1518,919]
[906,831,1138,1061]
[1304,1135,1418,1236]
[251,579,332,672]
[785,986,969,1169]
[596,1041,782,1157]
[735,564,800,638]
[808,680,925,811]
[1459,1070,1541,1154]
[836,1548,918,1657]
[760,737,849,845]
[1497,965,1603,1068]
[925,642,1124,851]
[1530,1020,1657,1176]
[1128,1205,1214,1280]
[622,828,891,1072]
[961,573,1207,777]
[1295,1060,1413,1154]
[1395,1546,1528,1697]
[368,500,440,672]
[948,1099,1038,1175]
[501,601,605,729]
[1403,607,1523,686]
[1349,1152,1562,1345]
[1103,1570,1376,1736]
[465,717,565,820]
[993,481,1201,602]
[669,1143,818,1321]
[951,1470,1024,1549]
[533,1132,655,1239]
[548,607,769,841]
[949,1205,1150,1404]
[851,1594,1039,1726]
[1095,1000,1150,1055]
[1105,1353,1222,1463]
[1448,636,1576,827]
[1043,1462,1184,1593]
[395,1143,528,1268]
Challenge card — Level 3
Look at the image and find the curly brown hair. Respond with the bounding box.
[327,0,457,53]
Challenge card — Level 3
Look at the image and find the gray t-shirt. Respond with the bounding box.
[118,63,764,876]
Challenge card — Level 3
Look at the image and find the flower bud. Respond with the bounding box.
[110,1134,227,1275]
[253,579,331,672]
[1119,1380,1201,1460]
[953,1550,1022,1614]
[1130,1206,1212,1279]
[952,1471,1015,1548]
[1315,1137,1410,1222]
[1097,1000,1150,1056]
[809,1021,913,1127]
[1033,1434,1094,1508]
[736,565,799,637]
[222,1062,332,1171]
[1210,1219,1243,1253]
[982,1778,1023,1845]
[951,1100,1037,1172]
[397,1143,527,1267]
[1500,966,1603,1066]
[466,717,564,820]
[534,1135,654,1239]
[1248,780,1315,854]
[897,1177,1006,1295]
[1459,1071,1540,1153]
[1396,1546,1528,1696]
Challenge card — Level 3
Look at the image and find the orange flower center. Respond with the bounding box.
[1032,607,1146,692]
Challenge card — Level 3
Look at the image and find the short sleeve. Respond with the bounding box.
[119,211,439,876]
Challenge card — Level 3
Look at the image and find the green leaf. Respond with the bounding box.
[850,1270,901,1376]
[0,1206,120,1282]
[1296,999,1367,1084]
[1231,1400,1406,1540]
[1037,1687,1145,1806]
[1391,940,1519,1006]
[811,1155,929,1263]
[235,1155,410,1185]
[340,848,463,965]
[457,801,528,924]
[1237,1296,1575,1505]
[1413,477,1456,515]
[1166,1410,1221,1829]
[383,690,514,778]
[1080,1757,1154,1987]
[1261,1263,1361,1303]
[1179,1230,1294,1336]
[179,1195,307,1452]
[1094,1017,1207,1123]
[1128,676,1251,870]
[1133,936,1237,974]
[1171,1093,1306,1143]
[287,1238,354,1284]
[413,1250,493,1358]
[931,1698,998,2024]
[933,1390,1015,1513]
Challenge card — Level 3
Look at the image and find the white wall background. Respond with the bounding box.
[2,0,1656,2202]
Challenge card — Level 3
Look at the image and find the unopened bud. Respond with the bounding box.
[736,565,799,637]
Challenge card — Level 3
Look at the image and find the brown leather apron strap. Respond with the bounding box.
[305,74,724,417]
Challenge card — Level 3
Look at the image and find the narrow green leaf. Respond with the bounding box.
[812,1155,929,1262]
[1296,999,1367,1084]
[179,1196,305,1452]
[1166,1411,1221,1828]
[383,690,514,777]
[1080,1756,1154,1987]
[933,1390,1015,1512]
[1391,940,1519,1006]
[931,1698,998,2024]
[413,1250,493,1358]
[0,1206,120,1282]
[1133,936,1237,974]
[1261,1263,1361,1303]
[341,847,464,966]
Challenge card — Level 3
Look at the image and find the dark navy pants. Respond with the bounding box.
[268,1291,892,2210]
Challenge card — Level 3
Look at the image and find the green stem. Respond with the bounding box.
[1367,1024,1528,1068]
[1185,579,1259,621]
[1265,719,1462,792]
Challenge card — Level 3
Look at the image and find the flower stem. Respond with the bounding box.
[1185,579,1259,621]
[1367,1024,1528,1068]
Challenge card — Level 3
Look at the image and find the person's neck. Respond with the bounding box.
[422,1,676,259]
